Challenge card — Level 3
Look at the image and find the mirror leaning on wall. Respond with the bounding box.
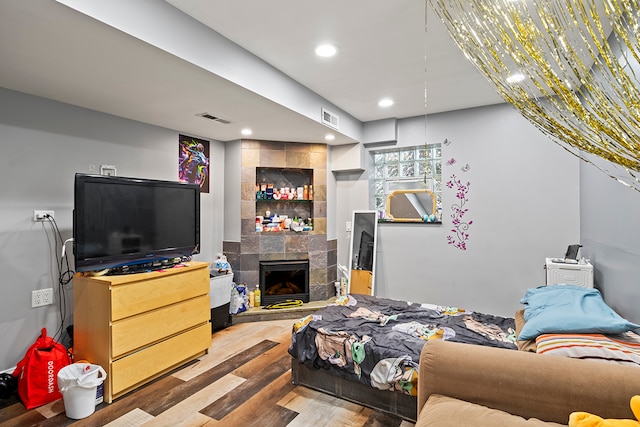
[348,211,378,296]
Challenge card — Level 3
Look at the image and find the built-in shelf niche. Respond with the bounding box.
[256,167,314,229]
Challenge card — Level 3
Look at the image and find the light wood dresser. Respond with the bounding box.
[73,261,211,403]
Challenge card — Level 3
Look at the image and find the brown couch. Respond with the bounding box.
[415,339,640,426]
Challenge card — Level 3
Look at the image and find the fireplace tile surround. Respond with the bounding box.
[223,140,337,302]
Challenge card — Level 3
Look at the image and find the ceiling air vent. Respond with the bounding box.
[197,112,231,124]
[321,108,339,129]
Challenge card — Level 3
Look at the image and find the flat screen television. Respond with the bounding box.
[73,173,200,273]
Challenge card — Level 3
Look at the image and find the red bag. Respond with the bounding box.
[12,328,71,409]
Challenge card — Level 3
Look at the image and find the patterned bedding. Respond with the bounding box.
[535,332,640,366]
[288,294,517,396]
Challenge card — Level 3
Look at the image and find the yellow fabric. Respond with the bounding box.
[569,396,640,427]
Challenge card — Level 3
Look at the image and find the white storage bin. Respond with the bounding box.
[210,272,234,331]
[545,258,593,288]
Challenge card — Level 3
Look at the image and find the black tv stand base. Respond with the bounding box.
[105,256,192,276]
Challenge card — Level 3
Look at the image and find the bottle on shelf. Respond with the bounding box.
[254,285,261,307]
[309,185,313,200]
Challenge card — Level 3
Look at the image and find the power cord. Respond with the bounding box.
[41,214,75,344]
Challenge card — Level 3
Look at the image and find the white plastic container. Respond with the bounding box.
[210,272,233,308]
[545,258,594,288]
[57,363,107,419]
[210,272,234,331]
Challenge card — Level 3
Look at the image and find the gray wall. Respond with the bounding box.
[0,88,225,370]
[223,140,242,242]
[336,104,581,318]
[580,154,640,324]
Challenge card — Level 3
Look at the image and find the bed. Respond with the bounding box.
[288,294,518,421]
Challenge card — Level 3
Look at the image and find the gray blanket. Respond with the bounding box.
[288,294,517,396]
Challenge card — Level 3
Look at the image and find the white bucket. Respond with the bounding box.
[57,363,107,419]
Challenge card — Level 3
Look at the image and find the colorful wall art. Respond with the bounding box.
[178,134,210,193]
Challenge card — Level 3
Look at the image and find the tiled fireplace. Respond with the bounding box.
[223,140,337,302]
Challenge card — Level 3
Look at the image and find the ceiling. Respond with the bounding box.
[0,0,504,145]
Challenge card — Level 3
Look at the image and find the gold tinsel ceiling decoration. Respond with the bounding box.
[428,0,640,191]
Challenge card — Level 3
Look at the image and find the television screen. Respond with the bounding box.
[73,173,200,273]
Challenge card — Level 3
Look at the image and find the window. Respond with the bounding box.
[371,144,442,218]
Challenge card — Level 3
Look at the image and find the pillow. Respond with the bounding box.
[518,285,639,340]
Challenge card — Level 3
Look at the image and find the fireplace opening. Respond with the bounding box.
[259,259,309,305]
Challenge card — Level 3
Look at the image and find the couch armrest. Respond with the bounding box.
[418,339,639,424]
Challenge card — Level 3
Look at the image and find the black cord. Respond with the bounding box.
[43,215,75,344]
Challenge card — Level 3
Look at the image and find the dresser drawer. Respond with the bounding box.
[111,295,210,358]
[111,323,211,397]
[111,266,209,320]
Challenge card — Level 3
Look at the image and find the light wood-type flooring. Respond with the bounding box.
[0,319,416,427]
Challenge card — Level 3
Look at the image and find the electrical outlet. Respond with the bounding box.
[41,288,53,305]
[33,210,54,222]
[32,288,53,308]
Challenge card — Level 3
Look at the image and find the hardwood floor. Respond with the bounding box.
[0,319,416,427]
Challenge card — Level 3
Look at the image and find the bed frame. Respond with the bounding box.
[291,359,417,422]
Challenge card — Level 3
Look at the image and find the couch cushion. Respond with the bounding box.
[417,394,566,427]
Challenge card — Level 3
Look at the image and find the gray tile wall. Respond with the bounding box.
[223,140,336,301]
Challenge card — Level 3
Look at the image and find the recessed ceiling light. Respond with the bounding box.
[325,134,335,141]
[315,44,338,58]
[241,128,252,136]
[506,73,526,84]
[378,98,394,107]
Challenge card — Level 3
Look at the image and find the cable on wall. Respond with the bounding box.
[42,214,75,344]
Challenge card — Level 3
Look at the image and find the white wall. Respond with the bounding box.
[0,88,225,370]
[335,103,581,317]
[56,0,363,143]
[223,140,242,242]
[580,154,640,324]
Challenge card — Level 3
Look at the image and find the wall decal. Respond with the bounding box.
[178,134,210,193]
[446,174,472,250]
